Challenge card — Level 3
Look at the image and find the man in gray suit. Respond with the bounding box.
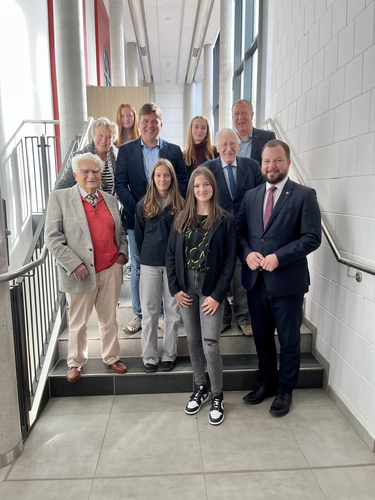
[45,153,128,382]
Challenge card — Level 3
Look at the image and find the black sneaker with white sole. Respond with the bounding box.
[185,386,209,415]
[209,392,224,425]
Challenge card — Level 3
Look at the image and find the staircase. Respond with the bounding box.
[48,280,324,397]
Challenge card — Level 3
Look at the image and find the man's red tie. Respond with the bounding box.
[263,186,277,229]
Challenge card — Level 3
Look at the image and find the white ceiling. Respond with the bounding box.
[122,0,220,85]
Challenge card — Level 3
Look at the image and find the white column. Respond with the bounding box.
[127,42,138,87]
[0,182,23,467]
[109,0,126,86]
[54,0,87,160]
[219,0,234,129]
[203,44,214,128]
[183,83,195,146]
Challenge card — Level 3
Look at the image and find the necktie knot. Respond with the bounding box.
[86,194,96,207]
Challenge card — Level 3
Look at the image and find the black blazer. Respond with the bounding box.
[202,156,264,217]
[237,178,321,297]
[247,127,276,166]
[166,211,237,304]
[115,137,188,230]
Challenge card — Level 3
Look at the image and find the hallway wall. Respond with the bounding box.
[271,0,375,440]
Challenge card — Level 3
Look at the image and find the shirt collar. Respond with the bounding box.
[78,186,99,199]
[141,137,161,148]
[266,176,288,192]
[220,157,237,168]
[238,128,253,143]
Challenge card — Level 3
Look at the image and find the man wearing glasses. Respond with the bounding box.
[45,153,128,382]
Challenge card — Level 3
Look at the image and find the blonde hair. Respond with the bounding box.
[183,115,216,167]
[174,167,223,233]
[114,103,140,147]
[142,159,185,219]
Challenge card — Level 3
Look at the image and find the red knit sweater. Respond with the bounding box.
[82,193,118,273]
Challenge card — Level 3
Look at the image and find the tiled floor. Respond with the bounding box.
[1,389,375,499]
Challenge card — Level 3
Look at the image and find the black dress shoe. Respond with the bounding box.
[269,392,292,417]
[243,385,277,404]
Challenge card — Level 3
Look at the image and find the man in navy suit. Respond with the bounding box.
[203,128,264,336]
[115,102,188,334]
[232,99,276,165]
[237,139,321,416]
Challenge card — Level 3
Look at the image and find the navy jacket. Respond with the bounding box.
[237,178,321,297]
[115,137,188,230]
[135,200,175,266]
[202,156,264,217]
[245,127,276,166]
[166,211,237,304]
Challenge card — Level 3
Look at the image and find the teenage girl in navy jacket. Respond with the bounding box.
[135,159,185,373]
[166,167,237,425]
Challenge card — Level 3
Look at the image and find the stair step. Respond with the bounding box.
[48,353,323,397]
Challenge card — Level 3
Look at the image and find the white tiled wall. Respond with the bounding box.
[154,83,184,149]
[272,0,375,439]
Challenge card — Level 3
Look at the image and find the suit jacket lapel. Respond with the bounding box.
[255,184,266,233]
[251,128,260,162]
[215,158,232,202]
[70,185,92,239]
[263,178,294,231]
[234,158,248,200]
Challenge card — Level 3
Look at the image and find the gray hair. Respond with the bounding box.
[90,117,119,141]
[72,152,105,173]
[232,99,253,113]
[216,128,240,145]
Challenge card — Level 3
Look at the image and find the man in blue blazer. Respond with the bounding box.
[203,128,264,336]
[115,102,188,334]
[237,139,321,416]
[232,99,276,165]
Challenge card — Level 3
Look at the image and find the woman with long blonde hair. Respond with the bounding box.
[135,159,185,372]
[183,115,218,176]
[114,103,140,147]
[166,167,237,425]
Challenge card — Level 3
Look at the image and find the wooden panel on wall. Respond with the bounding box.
[86,86,149,123]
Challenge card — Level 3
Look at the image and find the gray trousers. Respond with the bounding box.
[223,257,251,326]
[180,269,224,396]
[140,265,180,365]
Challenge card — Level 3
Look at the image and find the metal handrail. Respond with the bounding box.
[0,246,48,284]
[262,117,375,279]
[77,116,94,150]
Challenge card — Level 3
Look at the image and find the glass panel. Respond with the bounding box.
[251,50,258,125]
[253,0,259,38]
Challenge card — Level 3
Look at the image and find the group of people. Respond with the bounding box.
[45,98,321,426]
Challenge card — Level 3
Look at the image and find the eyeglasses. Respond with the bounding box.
[95,133,114,141]
[219,142,238,148]
[77,168,102,176]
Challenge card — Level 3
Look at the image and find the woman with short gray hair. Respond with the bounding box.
[55,117,119,195]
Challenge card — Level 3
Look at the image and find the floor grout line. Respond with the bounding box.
[5,462,375,482]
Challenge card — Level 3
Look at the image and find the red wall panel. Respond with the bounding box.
[95,0,111,86]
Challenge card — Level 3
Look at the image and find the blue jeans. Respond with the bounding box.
[127,229,164,319]
[180,269,224,396]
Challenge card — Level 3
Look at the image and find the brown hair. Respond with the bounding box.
[262,139,290,162]
[183,115,216,167]
[139,102,163,121]
[142,159,185,219]
[114,103,140,147]
[174,167,223,233]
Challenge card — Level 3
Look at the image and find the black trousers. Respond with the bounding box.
[247,272,304,393]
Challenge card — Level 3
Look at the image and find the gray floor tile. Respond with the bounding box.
[0,463,12,482]
[205,470,326,500]
[313,466,375,499]
[43,396,114,416]
[8,414,109,480]
[96,411,203,477]
[90,476,207,499]
[111,393,190,413]
[286,406,375,467]
[292,388,335,406]
[198,411,309,472]
[0,479,92,499]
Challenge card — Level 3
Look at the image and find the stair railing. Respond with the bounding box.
[261,117,375,281]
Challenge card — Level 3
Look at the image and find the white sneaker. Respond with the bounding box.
[185,386,209,415]
[122,315,142,333]
[209,393,224,425]
[158,315,165,332]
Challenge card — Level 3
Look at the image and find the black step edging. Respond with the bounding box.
[49,353,323,397]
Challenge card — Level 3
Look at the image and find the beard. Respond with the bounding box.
[262,169,288,185]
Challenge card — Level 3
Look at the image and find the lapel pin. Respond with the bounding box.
[285,192,289,195]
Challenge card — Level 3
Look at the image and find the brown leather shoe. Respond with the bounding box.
[108,360,127,374]
[66,366,82,383]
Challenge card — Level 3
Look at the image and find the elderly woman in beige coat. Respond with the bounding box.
[46,152,128,382]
